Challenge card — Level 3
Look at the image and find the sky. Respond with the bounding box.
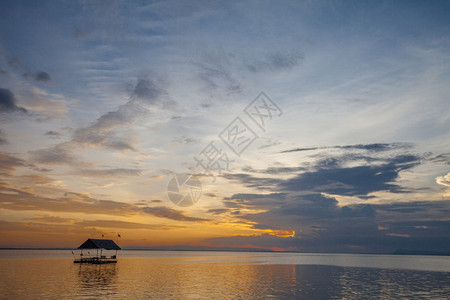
[0,0,449,253]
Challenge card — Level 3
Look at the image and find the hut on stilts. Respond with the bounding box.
[73,239,121,264]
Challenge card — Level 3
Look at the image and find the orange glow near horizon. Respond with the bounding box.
[0,204,289,249]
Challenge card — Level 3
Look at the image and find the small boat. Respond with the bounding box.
[73,238,121,264]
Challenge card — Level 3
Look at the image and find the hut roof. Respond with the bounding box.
[78,239,121,250]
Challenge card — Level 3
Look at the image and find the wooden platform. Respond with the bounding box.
[73,256,117,264]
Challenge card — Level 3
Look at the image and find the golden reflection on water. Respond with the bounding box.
[77,264,118,298]
[115,257,299,298]
[1,252,449,299]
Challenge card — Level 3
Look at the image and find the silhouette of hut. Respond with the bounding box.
[74,239,120,264]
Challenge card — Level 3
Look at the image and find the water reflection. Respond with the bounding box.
[76,264,118,298]
[1,251,449,299]
[112,259,450,299]
[116,259,300,298]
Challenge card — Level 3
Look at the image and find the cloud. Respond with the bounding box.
[131,79,163,103]
[246,51,303,73]
[0,182,138,215]
[279,155,420,196]
[214,190,450,253]
[77,168,141,177]
[336,143,413,151]
[207,208,229,215]
[45,131,61,138]
[194,51,242,96]
[142,206,208,222]
[241,166,306,175]
[429,153,450,165]
[172,135,199,145]
[225,193,347,229]
[215,145,448,252]
[226,151,421,197]
[24,215,76,223]
[223,193,287,209]
[0,220,86,234]
[222,173,280,190]
[36,72,51,82]
[72,77,164,152]
[72,111,137,152]
[0,129,6,145]
[280,143,413,154]
[29,81,166,163]
[0,152,29,174]
[22,71,51,82]
[135,200,164,206]
[375,201,450,220]
[436,173,450,187]
[193,49,303,98]
[29,144,79,165]
[17,87,68,120]
[75,219,184,230]
[280,147,320,153]
[0,88,27,113]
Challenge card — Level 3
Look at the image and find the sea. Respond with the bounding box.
[0,250,449,299]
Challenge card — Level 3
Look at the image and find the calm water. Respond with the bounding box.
[0,250,449,299]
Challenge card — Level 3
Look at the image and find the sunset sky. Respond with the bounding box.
[0,1,449,253]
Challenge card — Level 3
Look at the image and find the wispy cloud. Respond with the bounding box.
[207,208,229,215]
[77,168,141,177]
[0,182,137,215]
[18,87,69,120]
[280,143,413,154]
[22,71,51,82]
[246,51,303,73]
[193,50,242,96]
[72,78,165,152]
[45,131,62,139]
[142,206,208,222]
[29,143,80,165]
[0,152,29,174]
[192,48,304,99]
[27,77,167,168]
[75,219,184,230]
